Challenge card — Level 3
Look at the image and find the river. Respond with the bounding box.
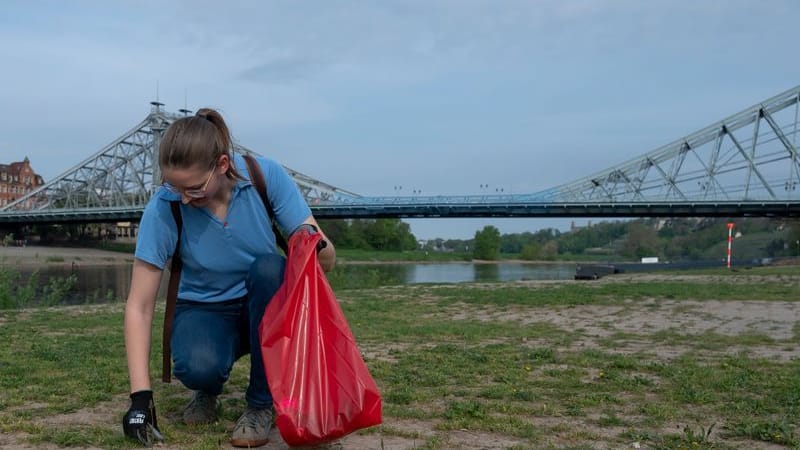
[15,261,576,305]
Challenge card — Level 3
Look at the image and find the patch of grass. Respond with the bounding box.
[726,419,799,446]
[32,426,128,448]
[45,256,64,263]
[644,329,776,352]
[668,265,800,277]
[430,279,799,307]
[0,275,798,448]
[596,413,628,427]
[632,422,734,450]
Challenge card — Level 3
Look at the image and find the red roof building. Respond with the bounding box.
[0,157,45,209]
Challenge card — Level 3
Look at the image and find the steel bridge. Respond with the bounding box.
[2,86,800,225]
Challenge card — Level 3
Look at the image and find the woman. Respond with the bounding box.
[122,108,335,447]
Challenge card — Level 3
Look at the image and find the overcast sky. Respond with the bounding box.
[2,1,799,239]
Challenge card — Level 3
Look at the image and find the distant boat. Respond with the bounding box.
[574,264,618,280]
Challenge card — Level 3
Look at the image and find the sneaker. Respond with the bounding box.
[230,407,273,448]
[182,391,220,425]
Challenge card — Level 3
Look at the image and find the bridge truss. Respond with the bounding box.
[321,85,800,218]
[543,86,800,203]
[2,86,800,223]
[0,103,359,222]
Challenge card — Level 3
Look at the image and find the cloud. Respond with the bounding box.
[238,54,331,84]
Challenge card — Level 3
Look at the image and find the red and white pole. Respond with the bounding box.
[726,222,735,269]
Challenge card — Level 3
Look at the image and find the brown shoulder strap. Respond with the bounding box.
[243,154,288,254]
[162,201,183,383]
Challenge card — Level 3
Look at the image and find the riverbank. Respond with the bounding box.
[4,245,797,273]
[0,245,134,266]
[0,244,604,267]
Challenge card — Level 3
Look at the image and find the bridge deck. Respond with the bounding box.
[1,200,797,224]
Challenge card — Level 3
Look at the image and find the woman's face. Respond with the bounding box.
[162,155,229,206]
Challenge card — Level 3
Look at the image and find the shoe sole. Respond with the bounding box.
[230,437,268,447]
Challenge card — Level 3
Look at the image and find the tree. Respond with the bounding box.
[316,219,350,246]
[623,222,660,258]
[541,240,559,260]
[789,220,800,257]
[473,225,501,260]
[444,239,470,253]
[520,242,541,260]
[315,218,416,251]
[367,219,417,251]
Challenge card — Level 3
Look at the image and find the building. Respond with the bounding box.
[0,157,45,209]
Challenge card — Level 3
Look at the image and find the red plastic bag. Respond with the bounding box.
[259,230,382,446]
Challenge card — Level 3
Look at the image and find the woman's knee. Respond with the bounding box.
[172,348,230,392]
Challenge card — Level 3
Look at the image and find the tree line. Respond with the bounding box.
[321,217,799,261]
[6,217,797,263]
[317,219,418,251]
[465,218,800,261]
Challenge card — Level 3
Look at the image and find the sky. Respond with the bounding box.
[1,0,799,239]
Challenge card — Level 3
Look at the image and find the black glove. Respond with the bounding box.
[122,390,164,447]
[293,223,328,253]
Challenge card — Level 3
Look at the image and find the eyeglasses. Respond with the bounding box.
[163,167,216,199]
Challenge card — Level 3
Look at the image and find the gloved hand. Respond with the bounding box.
[122,390,164,447]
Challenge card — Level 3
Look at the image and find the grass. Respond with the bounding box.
[0,273,798,448]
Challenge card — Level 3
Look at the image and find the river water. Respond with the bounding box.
[15,262,576,305]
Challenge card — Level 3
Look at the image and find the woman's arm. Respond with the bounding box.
[124,259,165,393]
[301,216,336,272]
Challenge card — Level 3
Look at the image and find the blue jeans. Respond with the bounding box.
[171,253,285,409]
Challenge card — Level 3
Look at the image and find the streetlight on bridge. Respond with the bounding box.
[785,181,797,194]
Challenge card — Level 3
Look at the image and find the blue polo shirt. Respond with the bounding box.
[134,154,311,302]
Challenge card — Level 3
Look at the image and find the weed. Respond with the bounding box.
[40,273,77,306]
[682,422,716,444]
[0,267,76,308]
[726,419,798,446]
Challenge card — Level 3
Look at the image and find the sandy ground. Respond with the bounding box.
[0,245,134,266]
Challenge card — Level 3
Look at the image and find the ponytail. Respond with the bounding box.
[159,108,244,180]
